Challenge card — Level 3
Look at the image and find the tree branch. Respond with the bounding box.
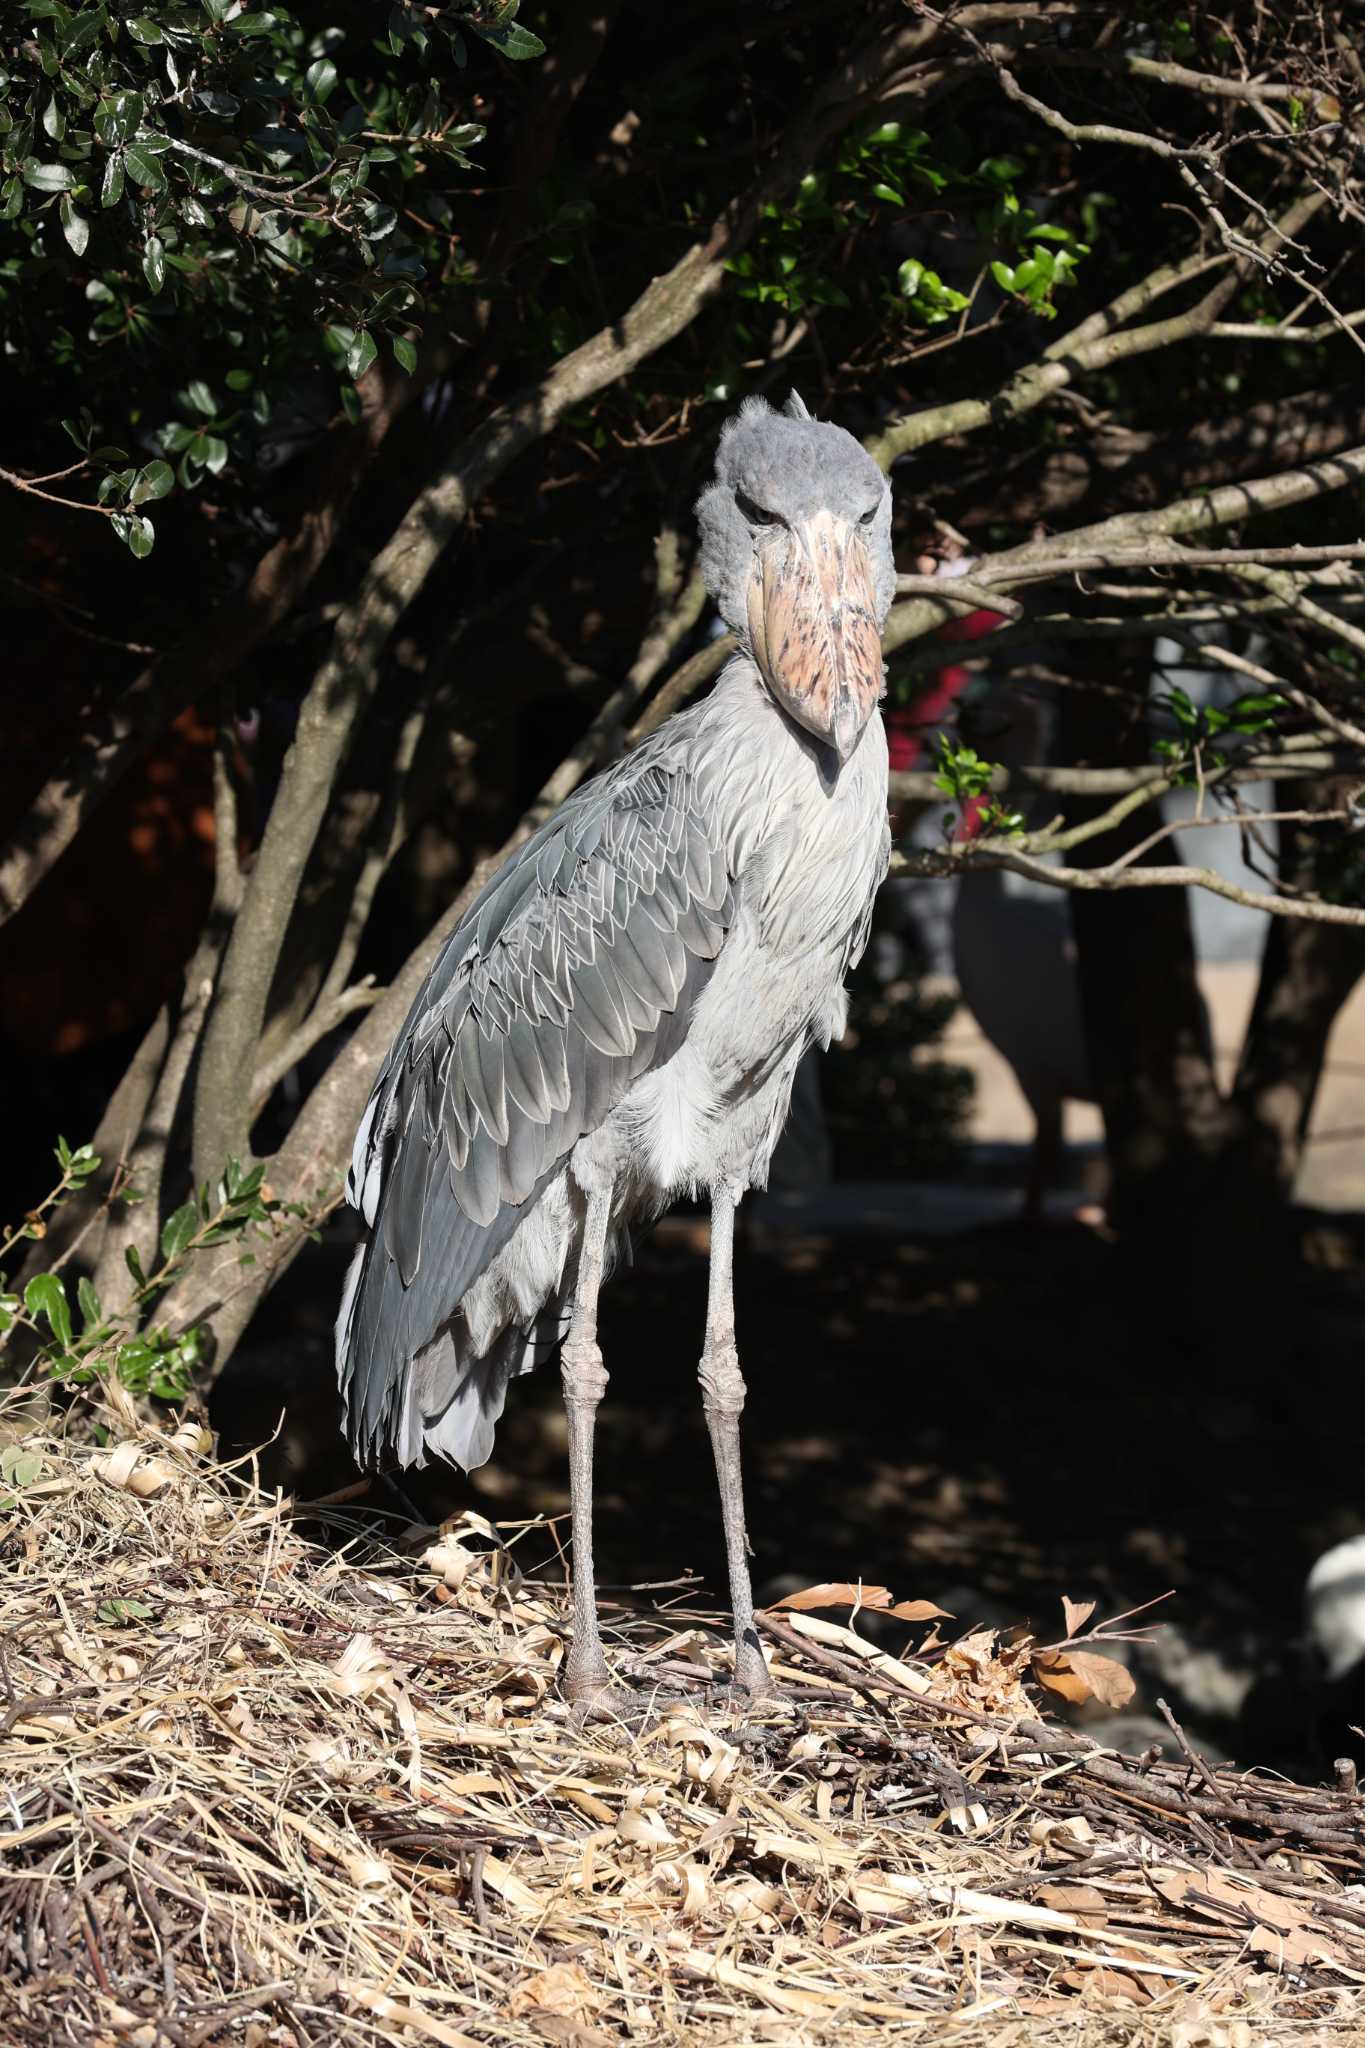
[888,743,1358,804]
[0,359,414,927]
[249,978,382,1117]
[867,189,1327,468]
[893,842,1365,929]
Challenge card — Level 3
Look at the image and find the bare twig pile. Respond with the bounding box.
[1,1417,1362,2047]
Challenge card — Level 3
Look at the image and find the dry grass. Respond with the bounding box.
[1,1402,1363,2048]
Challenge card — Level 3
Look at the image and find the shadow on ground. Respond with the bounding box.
[213,1192,1365,1776]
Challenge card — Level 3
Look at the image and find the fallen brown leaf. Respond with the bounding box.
[1035,1883,1108,1926]
[1032,1650,1090,1705]
[1033,1647,1135,1710]
[1063,1963,1151,2007]
[1067,1650,1136,1708]
[507,1963,602,2022]
[1151,1867,1348,1971]
[771,1583,951,1620]
[774,1582,893,1612]
[1062,1595,1097,1637]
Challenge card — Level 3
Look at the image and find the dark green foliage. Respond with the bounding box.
[0,0,540,551]
[1153,687,1287,786]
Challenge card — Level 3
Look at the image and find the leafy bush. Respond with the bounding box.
[0,0,543,550]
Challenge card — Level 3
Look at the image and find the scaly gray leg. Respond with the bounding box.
[1025,1092,1063,1225]
[560,1181,616,1706]
[698,1183,771,1694]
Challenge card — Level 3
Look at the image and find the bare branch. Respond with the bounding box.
[0,461,112,515]
[889,744,1358,804]
[1119,52,1307,104]
[1109,805,1350,874]
[893,574,1022,616]
[892,842,1365,929]
[314,693,431,1017]
[1220,559,1365,662]
[250,979,383,1116]
[1210,310,1365,342]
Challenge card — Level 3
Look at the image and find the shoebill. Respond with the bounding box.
[336,392,894,1707]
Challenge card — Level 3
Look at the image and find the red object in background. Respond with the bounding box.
[884,606,1007,778]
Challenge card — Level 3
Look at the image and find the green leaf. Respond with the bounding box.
[358,198,396,240]
[871,181,904,206]
[24,1273,72,1348]
[392,334,416,373]
[305,57,338,103]
[126,15,164,41]
[0,177,21,222]
[990,260,1016,291]
[97,1596,156,1625]
[142,234,164,292]
[23,161,75,192]
[227,11,277,32]
[60,193,89,255]
[42,95,65,141]
[102,91,144,145]
[126,513,155,558]
[77,1275,102,1330]
[0,1445,45,1489]
[347,328,377,380]
[160,1200,197,1261]
[101,152,124,207]
[130,458,173,504]
[471,17,546,58]
[184,377,217,416]
[123,144,165,193]
[125,1244,147,1288]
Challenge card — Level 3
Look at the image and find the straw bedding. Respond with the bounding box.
[2,1411,1363,2046]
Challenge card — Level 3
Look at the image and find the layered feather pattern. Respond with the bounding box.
[338,729,734,1466]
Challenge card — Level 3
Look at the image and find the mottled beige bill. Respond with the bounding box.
[746,509,884,761]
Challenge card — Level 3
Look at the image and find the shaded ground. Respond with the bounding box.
[215,1189,1365,1775]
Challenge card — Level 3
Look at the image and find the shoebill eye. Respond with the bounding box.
[736,488,781,529]
[859,502,880,526]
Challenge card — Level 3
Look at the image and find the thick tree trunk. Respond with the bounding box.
[1062,651,1285,1358]
[1232,792,1365,1190]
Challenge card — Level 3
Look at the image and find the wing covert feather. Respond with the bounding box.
[339,736,736,1460]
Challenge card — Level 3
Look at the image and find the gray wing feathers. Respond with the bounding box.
[338,738,734,1466]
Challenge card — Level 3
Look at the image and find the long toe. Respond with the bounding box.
[564,1672,640,1722]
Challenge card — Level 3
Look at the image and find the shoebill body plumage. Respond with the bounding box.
[336,395,894,1705]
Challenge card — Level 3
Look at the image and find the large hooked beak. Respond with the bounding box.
[746,509,884,762]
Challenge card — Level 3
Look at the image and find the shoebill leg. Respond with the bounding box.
[698,1182,771,1694]
[560,1181,616,1704]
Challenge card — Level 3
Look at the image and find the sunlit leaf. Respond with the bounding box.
[24,1272,72,1347]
